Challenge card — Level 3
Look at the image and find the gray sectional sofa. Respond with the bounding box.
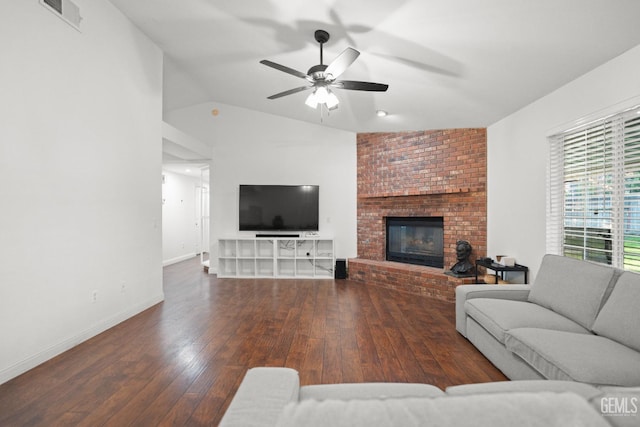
[456,254,640,386]
[220,367,639,426]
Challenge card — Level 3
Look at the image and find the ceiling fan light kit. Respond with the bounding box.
[260,29,388,116]
[306,86,339,110]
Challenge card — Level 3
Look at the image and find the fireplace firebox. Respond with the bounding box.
[386,217,444,268]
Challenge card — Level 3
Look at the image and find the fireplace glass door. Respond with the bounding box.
[386,217,444,268]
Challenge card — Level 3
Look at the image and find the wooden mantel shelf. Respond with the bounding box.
[358,186,484,199]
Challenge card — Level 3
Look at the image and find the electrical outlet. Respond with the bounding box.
[92,290,98,303]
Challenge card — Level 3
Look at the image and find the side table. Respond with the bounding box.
[475,259,529,284]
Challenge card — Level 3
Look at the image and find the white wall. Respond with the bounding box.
[487,43,640,280]
[162,171,202,265]
[164,102,357,271]
[0,0,164,384]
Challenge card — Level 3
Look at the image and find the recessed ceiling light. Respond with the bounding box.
[186,169,191,173]
[376,110,388,117]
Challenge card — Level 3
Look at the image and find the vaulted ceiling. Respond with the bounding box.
[109,0,640,133]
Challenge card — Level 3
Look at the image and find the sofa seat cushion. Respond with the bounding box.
[504,328,640,386]
[527,254,620,330]
[300,383,444,401]
[592,271,640,352]
[275,392,609,427]
[464,298,589,343]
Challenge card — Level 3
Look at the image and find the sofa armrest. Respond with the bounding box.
[456,284,531,337]
[219,367,300,427]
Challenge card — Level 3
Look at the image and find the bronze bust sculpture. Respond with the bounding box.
[449,240,474,276]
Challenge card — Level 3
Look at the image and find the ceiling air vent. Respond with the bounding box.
[40,0,82,31]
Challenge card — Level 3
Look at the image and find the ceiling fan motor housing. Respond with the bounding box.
[308,64,328,81]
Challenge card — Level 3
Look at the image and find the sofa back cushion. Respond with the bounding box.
[275,392,609,427]
[592,271,640,352]
[528,255,620,329]
[300,383,444,401]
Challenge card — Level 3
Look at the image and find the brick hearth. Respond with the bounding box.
[349,259,475,303]
[351,128,487,302]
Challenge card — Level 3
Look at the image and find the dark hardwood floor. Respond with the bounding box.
[0,257,506,426]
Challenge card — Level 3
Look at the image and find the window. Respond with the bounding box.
[547,105,640,272]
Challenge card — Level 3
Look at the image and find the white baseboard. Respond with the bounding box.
[163,253,197,266]
[0,293,165,385]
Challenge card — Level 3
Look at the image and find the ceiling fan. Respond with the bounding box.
[260,29,389,111]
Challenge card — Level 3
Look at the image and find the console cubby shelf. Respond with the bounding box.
[217,237,335,279]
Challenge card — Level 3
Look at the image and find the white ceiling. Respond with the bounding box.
[162,162,209,179]
[109,0,640,133]
[162,138,210,177]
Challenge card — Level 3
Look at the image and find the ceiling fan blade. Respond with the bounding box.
[267,86,312,100]
[333,80,389,92]
[325,47,360,80]
[260,60,309,80]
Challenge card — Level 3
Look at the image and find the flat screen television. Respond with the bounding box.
[239,185,319,231]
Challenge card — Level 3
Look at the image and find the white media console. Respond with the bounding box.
[217,237,335,278]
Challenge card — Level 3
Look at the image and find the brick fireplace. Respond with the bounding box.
[349,128,487,302]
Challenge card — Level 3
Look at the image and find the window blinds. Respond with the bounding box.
[622,112,640,271]
[547,106,640,271]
